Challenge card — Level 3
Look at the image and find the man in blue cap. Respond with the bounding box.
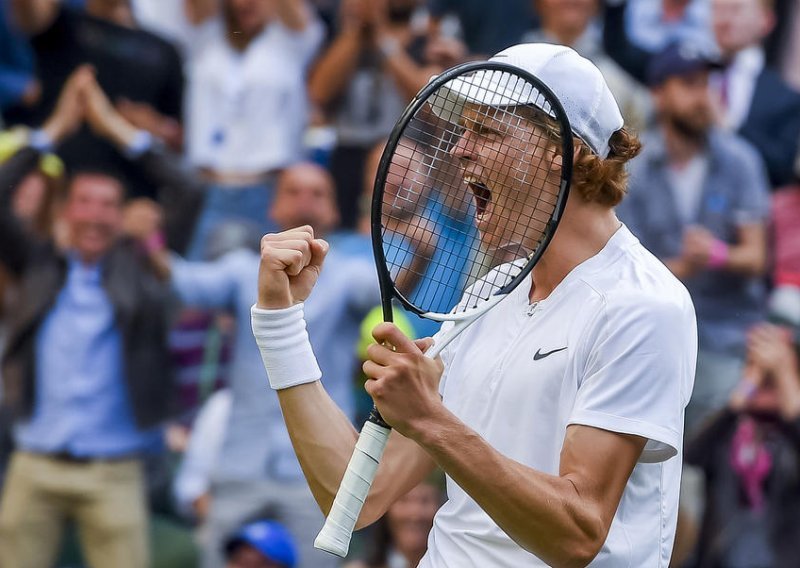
[224,520,296,568]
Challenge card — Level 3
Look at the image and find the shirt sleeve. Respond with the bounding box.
[171,250,247,309]
[730,138,771,226]
[568,294,697,463]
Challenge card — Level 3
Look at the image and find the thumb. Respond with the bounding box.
[308,238,329,271]
[414,337,435,354]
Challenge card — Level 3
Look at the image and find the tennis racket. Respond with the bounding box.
[314,60,574,557]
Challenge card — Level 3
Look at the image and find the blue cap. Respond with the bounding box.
[225,521,297,567]
[647,41,722,87]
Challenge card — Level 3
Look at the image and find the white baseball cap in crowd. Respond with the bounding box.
[430,43,625,158]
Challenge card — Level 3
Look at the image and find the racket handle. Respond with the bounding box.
[314,420,391,557]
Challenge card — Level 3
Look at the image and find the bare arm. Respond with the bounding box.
[256,227,436,525]
[308,28,363,107]
[723,223,768,277]
[277,382,436,526]
[364,324,646,567]
[10,0,58,35]
[378,36,437,102]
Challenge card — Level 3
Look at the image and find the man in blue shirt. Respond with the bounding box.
[0,68,180,568]
[167,162,380,568]
[617,42,770,436]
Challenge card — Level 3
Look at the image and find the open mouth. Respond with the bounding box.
[466,177,492,222]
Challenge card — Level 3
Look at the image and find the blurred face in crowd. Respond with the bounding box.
[386,482,441,563]
[225,543,283,568]
[712,0,774,57]
[270,163,339,235]
[85,0,135,27]
[225,0,275,36]
[652,70,714,141]
[64,173,125,263]
[535,0,598,41]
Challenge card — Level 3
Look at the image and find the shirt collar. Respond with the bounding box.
[728,46,765,77]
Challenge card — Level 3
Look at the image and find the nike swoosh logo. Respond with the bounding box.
[533,347,567,361]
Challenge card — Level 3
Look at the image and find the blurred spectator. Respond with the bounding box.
[181,0,324,259]
[157,163,379,568]
[685,286,800,568]
[6,0,185,197]
[427,0,536,56]
[617,43,770,435]
[521,0,651,132]
[363,138,477,338]
[0,2,38,116]
[709,0,800,188]
[225,520,297,568]
[309,0,462,229]
[174,389,233,525]
[0,69,178,568]
[603,0,800,188]
[624,0,712,52]
[345,478,444,568]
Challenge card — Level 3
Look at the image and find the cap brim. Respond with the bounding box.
[429,70,551,122]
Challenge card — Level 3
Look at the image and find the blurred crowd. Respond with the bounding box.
[0,0,799,567]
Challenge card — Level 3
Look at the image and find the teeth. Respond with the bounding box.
[465,176,491,220]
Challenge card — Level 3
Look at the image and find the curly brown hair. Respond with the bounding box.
[571,128,642,207]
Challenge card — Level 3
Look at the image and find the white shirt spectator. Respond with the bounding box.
[184,14,323,174]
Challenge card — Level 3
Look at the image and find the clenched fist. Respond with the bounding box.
[256,226,329,309]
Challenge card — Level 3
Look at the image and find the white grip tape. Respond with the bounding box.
[314,421,391,557]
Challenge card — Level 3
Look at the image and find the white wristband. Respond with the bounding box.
[251,303,322,390]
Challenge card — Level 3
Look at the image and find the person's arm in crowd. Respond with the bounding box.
[82,74,205,255]
[601,0,651,84]
[308,0,366,107]
[679,222,768,278]
[255,228,437,526]
[10,0,59,36]
[370,0,441,101]
[276,0,313,31]
[746,323,800,420]
[0,67,86,275]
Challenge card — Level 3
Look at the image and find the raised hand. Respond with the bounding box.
[256,226,330,309]
[41,65,94,144]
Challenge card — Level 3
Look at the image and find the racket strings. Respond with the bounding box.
[380,68,566,317]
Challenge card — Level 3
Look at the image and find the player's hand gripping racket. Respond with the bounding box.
[314,61,573,556]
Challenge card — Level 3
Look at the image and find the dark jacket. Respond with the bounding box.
[0,145,203,428]
[686,408,800,568]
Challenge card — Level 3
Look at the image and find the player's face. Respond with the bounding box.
[451,104,560,260]
[712,0,772,56]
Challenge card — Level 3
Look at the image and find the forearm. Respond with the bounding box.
[415,409,605,567]
[308,31,362,106]
[277,382,435,526]
[663,257,694,281]
[380,44,432,101]
[723,242,767,277]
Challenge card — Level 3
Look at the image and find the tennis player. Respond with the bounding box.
[252,43,697,567]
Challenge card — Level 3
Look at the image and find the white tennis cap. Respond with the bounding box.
[432,43,625,158]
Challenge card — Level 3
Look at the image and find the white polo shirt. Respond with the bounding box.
[420,225,697,568]
[184,13,323,173]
